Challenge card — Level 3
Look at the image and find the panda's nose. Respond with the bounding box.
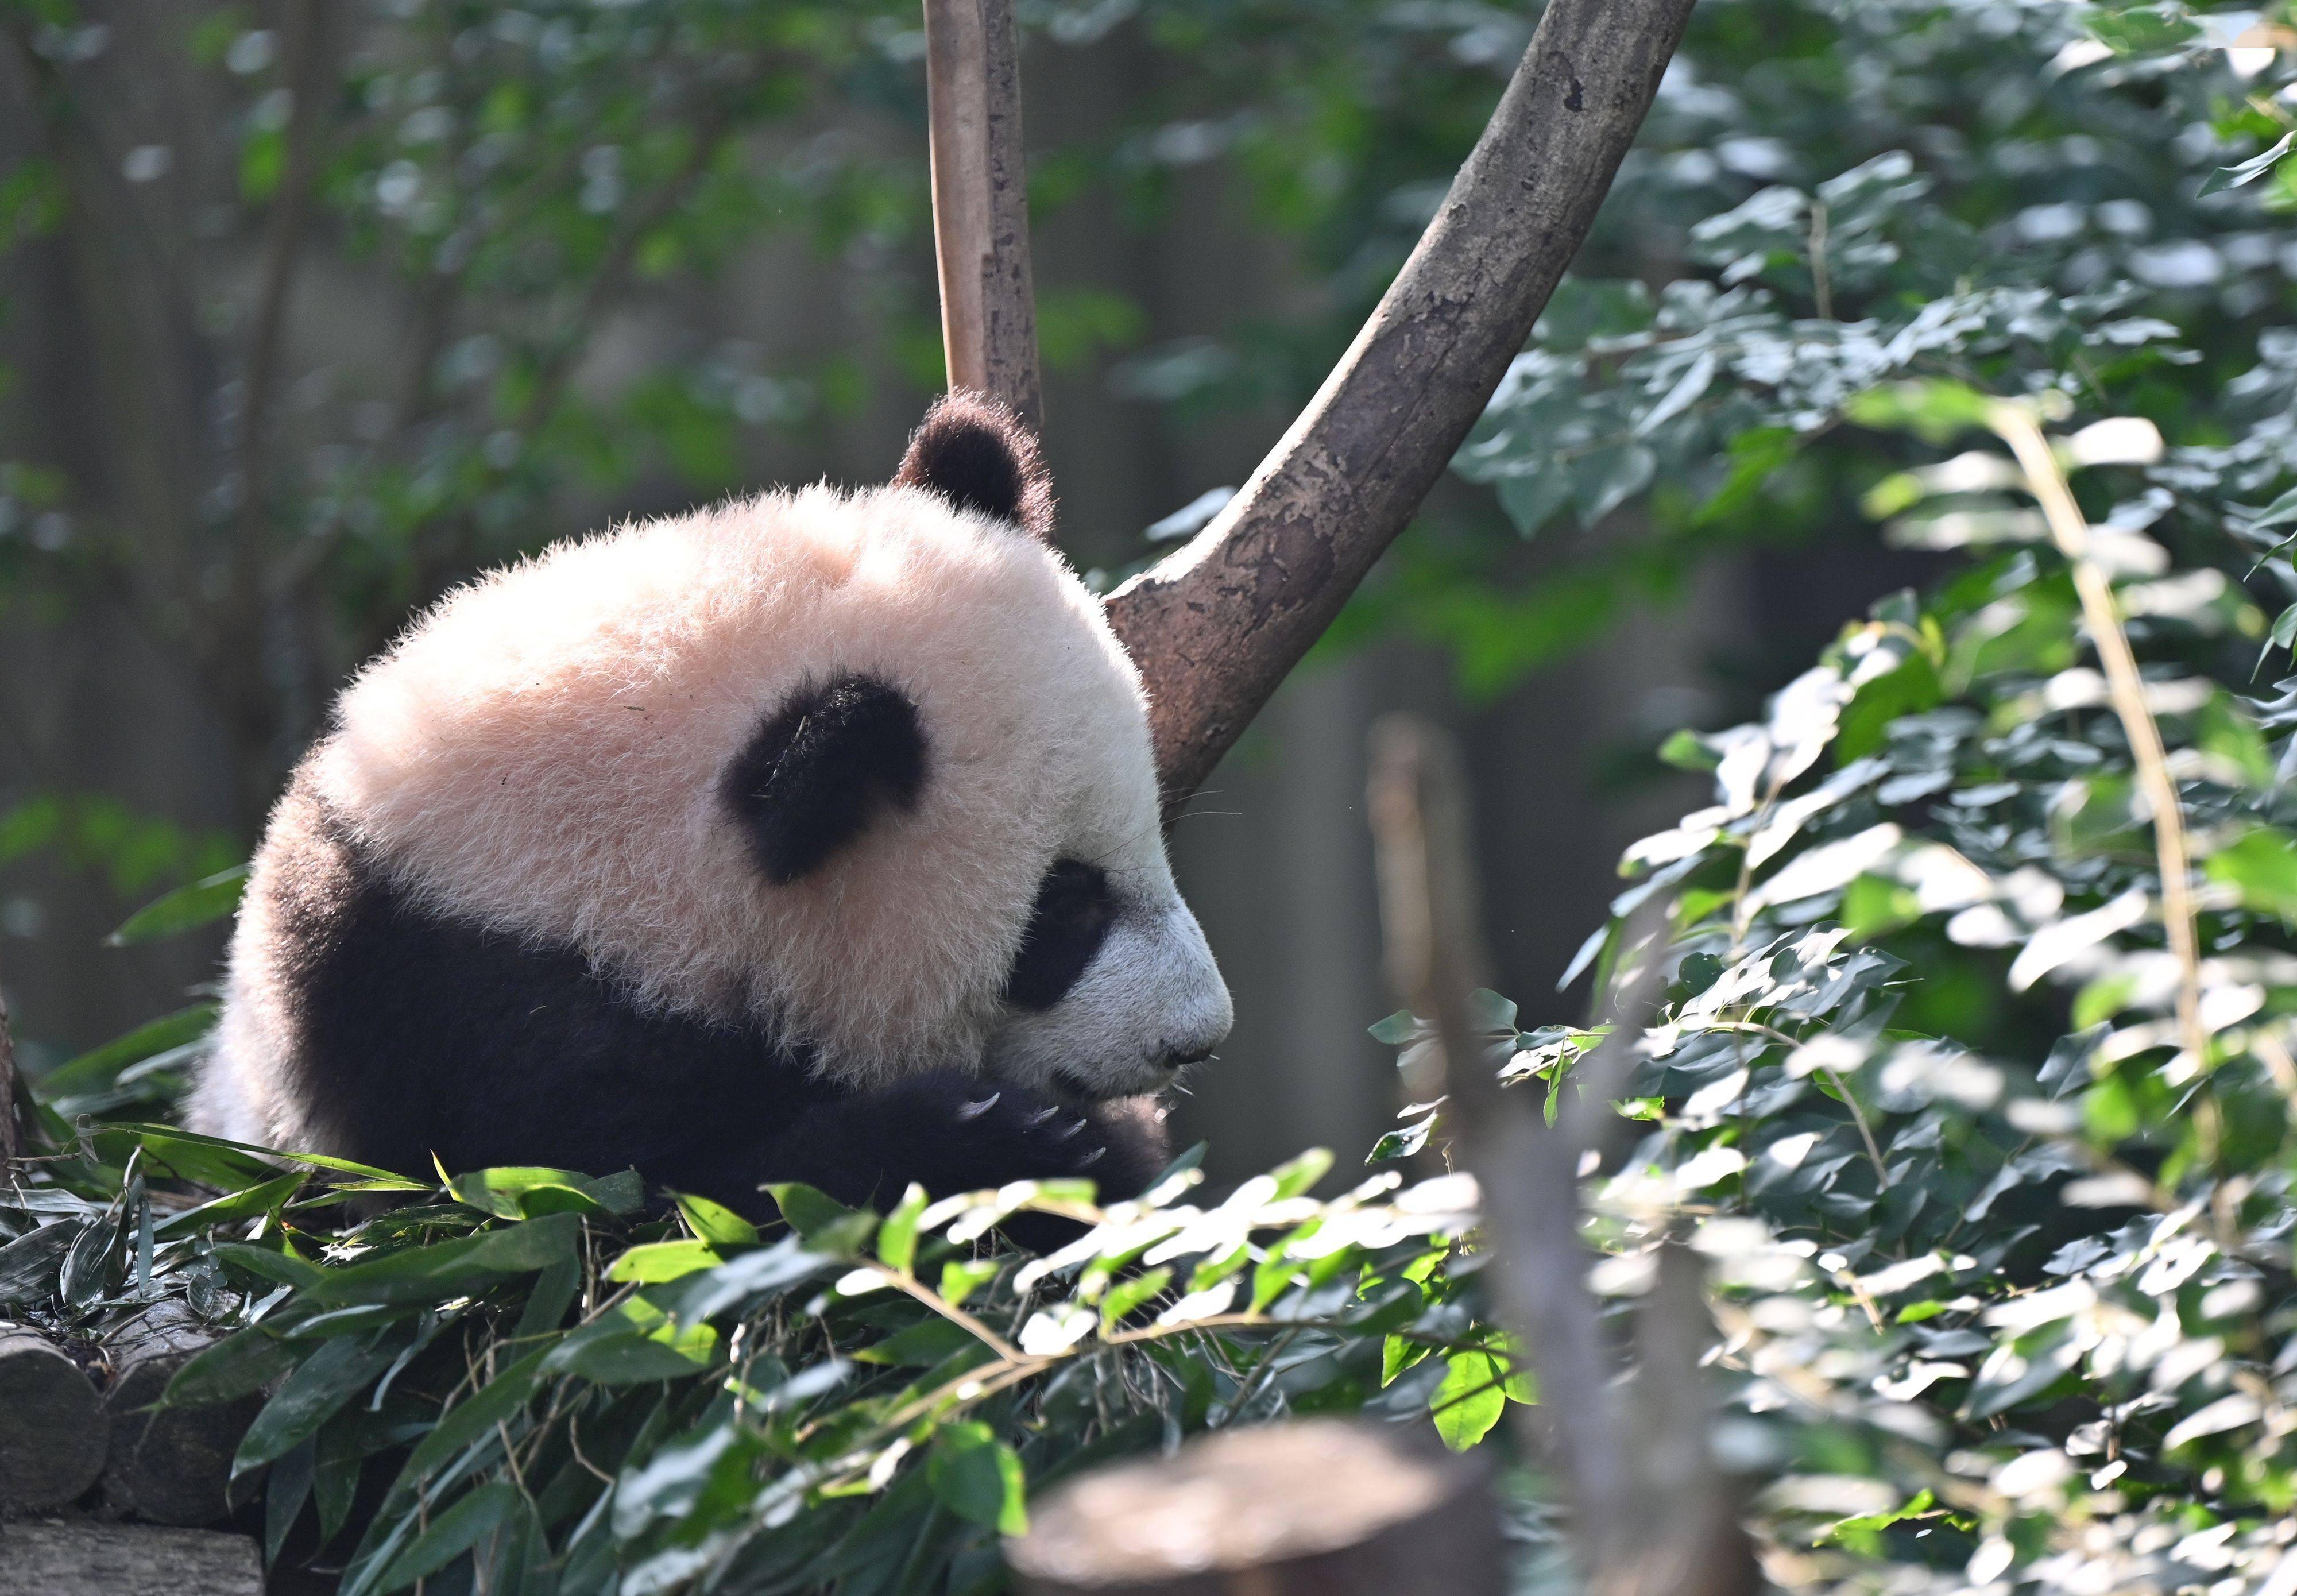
[1157,1039,1218,1070]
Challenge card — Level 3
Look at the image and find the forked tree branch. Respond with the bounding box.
[1105,0,1697,815]
[923,0,1043,431]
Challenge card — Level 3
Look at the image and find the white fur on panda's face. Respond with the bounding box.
[984,848,1232,1102]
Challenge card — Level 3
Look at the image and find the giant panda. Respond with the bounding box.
[185,395,1232,1224]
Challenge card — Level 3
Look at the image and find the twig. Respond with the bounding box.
[849,1259,1023,1363]
[1988,403,2206,1075]
[1807,199,1834,322]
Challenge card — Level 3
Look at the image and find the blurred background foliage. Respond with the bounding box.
[2,0,2297,1177]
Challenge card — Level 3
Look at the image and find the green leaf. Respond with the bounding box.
[1382,1333,1427,1387]
[102,1123,418,1187]
[311,1214,581,1304]
[1569,438,1656,525]
[34,1004,217,1102]
[2199,131,2293,196]
[1656,728,1719,772]
[765,1182,876,1254]
[2271,602,2297,653]
[2205,827,2297,921]
[516,1255,581,1339]
[1098,1266,1172,1328]
[854,1317,984,1367]
[559,1331,714,1384]
[211,1241,328,1292]
[1845,380,1993,445]
[928,1421,1028,1536]
[1430,1351,1509,1450]
[0,1220,80,1303]
[366,1481,523,1596]
[105,865,248,945]
[605,1240,723,1284]
[938,1257,1002,1308]
[448,1167,605,1220]
[389,1348,549,1497]
[2253,486,2297,532]
[1366,1009,1418,1045]
[1267,1148,1332,1200]
[155,1172,308,1239]
[164,1325,306,1407]
[672,1190,760,1248]
[235,1336,396,1476]
[876,1184,929,1274]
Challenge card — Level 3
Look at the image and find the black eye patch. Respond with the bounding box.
[1003,860,1114,1011]
[721,674,926,885]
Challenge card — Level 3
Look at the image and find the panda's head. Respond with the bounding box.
[316,392,1231,1103]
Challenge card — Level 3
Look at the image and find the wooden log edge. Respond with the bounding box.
[0,1521,262,1596]
[99,1303,262,1527]
[0,1324,107,1513]
[1006,1417,1504,1595]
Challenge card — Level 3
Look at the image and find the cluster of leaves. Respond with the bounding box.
[1339,0,2297,697]
[0,1085,1520,1595]
[1383,383,2297,1592]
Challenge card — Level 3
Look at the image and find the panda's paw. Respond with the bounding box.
[914,1076,1122,1188]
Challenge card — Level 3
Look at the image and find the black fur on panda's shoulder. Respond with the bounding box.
[261,775,1160,1238]
[892,389,1054,541]
[721,674,926,885]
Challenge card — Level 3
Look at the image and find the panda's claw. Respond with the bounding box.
[1074,1145,1108,1169]
[956,1092,1002,1120]
[1022,1105,1064,1129]
[1053,1116,1090,1142]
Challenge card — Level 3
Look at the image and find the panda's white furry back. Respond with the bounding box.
[189,396,1231,1227]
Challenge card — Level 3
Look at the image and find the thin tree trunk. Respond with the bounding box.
[1364,716,1758,1596]
[923,0,1043,430]
[0,959,18,1169]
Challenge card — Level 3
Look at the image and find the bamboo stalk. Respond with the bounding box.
[1988,403,2206,1073]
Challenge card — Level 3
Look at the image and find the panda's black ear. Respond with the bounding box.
[892,390,1054,541]
[722,675,926,885]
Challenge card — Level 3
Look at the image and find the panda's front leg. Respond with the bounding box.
[751,1071,1167,1216]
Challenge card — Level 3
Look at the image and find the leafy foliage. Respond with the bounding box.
[0,1096,1510,1594]
[1351,0,2297,695]
[1383,384,2297,1591]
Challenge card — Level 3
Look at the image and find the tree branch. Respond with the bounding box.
[923,0,1042,430]
[1106,0,1697,816]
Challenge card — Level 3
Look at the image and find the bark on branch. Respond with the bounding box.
[923,0,1042,431]
[1106,0,1697,815]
